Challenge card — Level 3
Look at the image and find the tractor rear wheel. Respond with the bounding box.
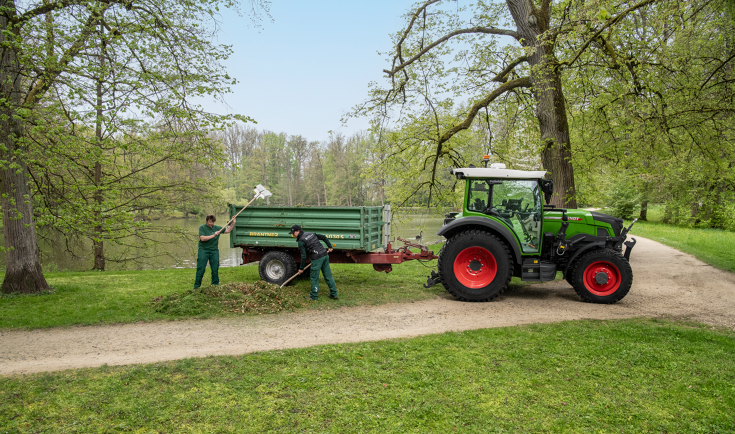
[571,248,632,304]
[259,250,297,286]
[438,230,514,302]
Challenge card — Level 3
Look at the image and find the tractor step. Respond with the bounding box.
[521,260,557,281]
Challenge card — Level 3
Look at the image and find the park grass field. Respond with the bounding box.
[1,318,733,433]
[0,246,451,329]
[631,221,735,273]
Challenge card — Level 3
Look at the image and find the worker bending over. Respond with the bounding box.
[290,224,338,301]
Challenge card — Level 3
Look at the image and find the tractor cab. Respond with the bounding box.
[465,175,544,254]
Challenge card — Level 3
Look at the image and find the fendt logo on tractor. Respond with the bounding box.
[425,157,637,304]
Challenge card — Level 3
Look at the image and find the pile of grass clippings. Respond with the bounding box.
[151,281,309,317]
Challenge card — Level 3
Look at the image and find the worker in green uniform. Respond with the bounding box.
[290,224,338,301]
[194,214,235,289]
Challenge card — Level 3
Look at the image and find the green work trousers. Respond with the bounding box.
[194,249,219,288]
[309,255,337,300]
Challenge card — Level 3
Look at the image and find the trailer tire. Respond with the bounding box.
[438,230,513,302]
[259,250,297,286]
[571,248,632,304]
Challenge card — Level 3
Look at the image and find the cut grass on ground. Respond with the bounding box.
[1,318,733,433]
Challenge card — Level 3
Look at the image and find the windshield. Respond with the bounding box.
[467,179,542,253]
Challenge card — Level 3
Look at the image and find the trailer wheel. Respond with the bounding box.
[259,251,297,286]
[571,248,632,304]
[438,230,513,302]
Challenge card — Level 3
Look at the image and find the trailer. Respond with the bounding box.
[228,204,438,286]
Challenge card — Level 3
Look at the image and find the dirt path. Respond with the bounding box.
[2,236,734,376]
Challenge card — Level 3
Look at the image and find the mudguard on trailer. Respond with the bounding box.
[437,216,522,264]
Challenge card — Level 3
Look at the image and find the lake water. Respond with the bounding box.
[0,212,446,272]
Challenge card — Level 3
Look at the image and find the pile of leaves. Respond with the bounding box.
[151,281,309,317]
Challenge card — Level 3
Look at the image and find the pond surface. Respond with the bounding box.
[0,213,446,272]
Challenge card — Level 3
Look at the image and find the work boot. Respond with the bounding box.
[328,295,339,300]
[304,296,317,301]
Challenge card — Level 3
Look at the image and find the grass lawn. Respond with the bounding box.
[630,221,735,273]
[0,245,466,329]
[1,318,733,433]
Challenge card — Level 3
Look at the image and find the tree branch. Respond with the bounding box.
[385,26,520,77]
[492,56,528,82]
[437,76,531,145]
[561,0,658,69]
[22,3,111,107]
[17,0,132,24]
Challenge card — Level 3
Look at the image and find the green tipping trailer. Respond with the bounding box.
[228,204,438,286]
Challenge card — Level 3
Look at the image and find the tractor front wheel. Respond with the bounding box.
[438,230,514,302]
[571,248,632,304]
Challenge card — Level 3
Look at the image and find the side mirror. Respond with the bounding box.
[540,179,554,205]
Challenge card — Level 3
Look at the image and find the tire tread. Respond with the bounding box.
[438,230,513,302]
[572,248,632,304]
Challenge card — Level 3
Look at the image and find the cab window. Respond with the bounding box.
[491,180,542,253]
[467,180,490,213]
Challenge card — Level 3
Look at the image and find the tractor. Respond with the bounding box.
[425,160,637,304]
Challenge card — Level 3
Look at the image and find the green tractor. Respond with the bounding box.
[425,161,637,304]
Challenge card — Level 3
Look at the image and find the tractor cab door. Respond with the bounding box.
[468,179,542,253]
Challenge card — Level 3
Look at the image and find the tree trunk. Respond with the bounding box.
[0,10,51,293]
[507,0,577,208]
[92,23,105,271]
[639,200,648,221]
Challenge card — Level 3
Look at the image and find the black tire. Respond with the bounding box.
[571,248,632,304]
[258,250,297,286]
[565,259,578,286]
[438,230,514,302]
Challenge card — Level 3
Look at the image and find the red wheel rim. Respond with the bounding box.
[453,247,497,288]
[583,261,621,296]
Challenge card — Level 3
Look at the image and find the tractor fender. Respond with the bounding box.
[563,241,605,278]
[437,217,521,264]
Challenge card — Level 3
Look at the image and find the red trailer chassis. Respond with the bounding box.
[239,238,438,273]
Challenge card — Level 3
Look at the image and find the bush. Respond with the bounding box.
[608,180,641,220]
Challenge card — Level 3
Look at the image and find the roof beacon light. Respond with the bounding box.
[482,155,490,167]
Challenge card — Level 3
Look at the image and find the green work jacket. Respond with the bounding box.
[198,224,223,251]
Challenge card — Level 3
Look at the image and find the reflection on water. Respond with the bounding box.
[0,213,447,272]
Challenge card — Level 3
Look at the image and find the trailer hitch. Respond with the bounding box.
[424,270,441,288]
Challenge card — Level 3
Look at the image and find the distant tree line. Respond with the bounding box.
[211,125,387,209]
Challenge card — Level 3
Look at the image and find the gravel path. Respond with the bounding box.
[2,236,734,376]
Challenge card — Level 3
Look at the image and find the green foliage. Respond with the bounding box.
[1,1,270,275]
[608,178,641,220]
[1,319,733,432]
[567,0,735,229]
[152,281,309,316]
